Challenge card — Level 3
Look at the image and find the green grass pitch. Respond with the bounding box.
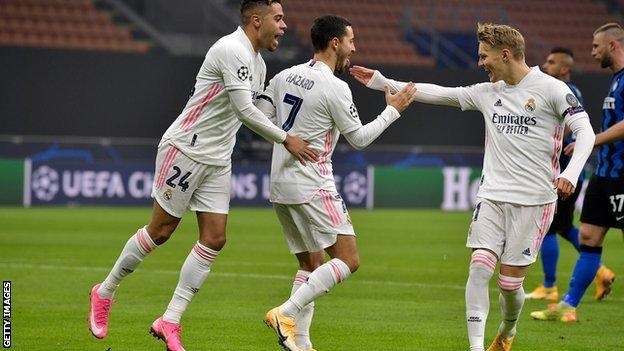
[1,207,623,350]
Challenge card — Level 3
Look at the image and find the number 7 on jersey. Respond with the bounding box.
[281,93,303,131]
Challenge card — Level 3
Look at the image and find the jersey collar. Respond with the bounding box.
[504,66,539,88]
[234,26,256,54]
[308,59,334,74]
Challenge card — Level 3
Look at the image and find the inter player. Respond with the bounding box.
[526,47,615,302]
[531,23,624,323]
[257,15,416,351]
[350,23,595,351]
[87,1,318,350]
[526,47,613,302]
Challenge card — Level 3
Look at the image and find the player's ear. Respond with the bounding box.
[251,13,262,29]
[501,48,513,63]
[562,65,570,76]
[331,37,339,51]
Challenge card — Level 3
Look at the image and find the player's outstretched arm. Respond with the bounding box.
[349,65,462,108]
[564,119,624,156]
[556,116,595,198]
[228,90,318,165]
[593,119,624,147]
[343,83,416,150]
[256,95,277,124]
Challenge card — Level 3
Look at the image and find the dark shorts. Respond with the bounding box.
[547,183,581,234]
[580,175,624,229]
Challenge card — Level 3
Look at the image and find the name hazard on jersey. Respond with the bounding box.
[285,73,315,90]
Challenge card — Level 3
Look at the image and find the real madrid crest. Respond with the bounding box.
[525,97,536,112]
[164,188,173,200]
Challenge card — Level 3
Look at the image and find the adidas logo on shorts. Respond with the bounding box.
[522,247,531,256]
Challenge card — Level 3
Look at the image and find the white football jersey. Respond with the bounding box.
[160,27,266,166]
[457,66,588,205]
[265,60,362,204]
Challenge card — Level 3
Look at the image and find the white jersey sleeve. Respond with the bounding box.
[159,27,279,165]
[548,80,589,124]
[257,75,278,123]
[218,42,255,92]
[548,80,594,186]
[366,71,462,108]
[326,81,362,134]
[456,83,491,111]
[215,41,286,143]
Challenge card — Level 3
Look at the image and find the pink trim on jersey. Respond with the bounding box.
[471,252,496,270]
[193,243,218,263]
[156,146,180,190]
[498,277,523,291]
[534,202,556,252]
[317,129,333,176]
[551,126,563,179]
[320,190,341,226]
[136,228,155,253]
[328,260,344,283]
[180,83,224,132]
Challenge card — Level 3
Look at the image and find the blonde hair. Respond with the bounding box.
[477,23,525,59]
[594,23,624,43]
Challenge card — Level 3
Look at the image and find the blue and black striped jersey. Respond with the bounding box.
[561,81,585,183]
[596,68,624,178]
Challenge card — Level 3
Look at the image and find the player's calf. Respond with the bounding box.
[466,249,497,350]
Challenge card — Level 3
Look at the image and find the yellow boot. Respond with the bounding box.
[487,333,514,351]
[595,265,616,301]
[530,303,577,323]
[525,284,559,302]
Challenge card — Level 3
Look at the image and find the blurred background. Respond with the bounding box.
[0,0,619,210]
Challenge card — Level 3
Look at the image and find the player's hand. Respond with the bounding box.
[563,142,575,157]
[554,177,575,199]
[385,82,416,113]
[349,65,375,86]
[283,134,318,166]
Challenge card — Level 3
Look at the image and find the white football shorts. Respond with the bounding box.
[467,197,556,266]
[273,189,355,254]
[151,144,231,218]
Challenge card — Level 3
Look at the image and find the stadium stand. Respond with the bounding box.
[284,0,620,72]
[0,0,150,52]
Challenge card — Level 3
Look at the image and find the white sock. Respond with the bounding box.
[466,250,496,351]
[291,270,314,350]
[163,241,219,324]
[280,258,351,318]
[497,274,525,338]
[98,226,157,298]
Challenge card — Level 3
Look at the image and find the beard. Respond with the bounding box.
[334,52,349,75]
[601,54,613,69]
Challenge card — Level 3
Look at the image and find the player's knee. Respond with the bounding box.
[579,230,599,245]
[300,256,323,272]
[468,250,497,283]
[345,255,360,273]
[148,223,177,245]
[201,233,227,251]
